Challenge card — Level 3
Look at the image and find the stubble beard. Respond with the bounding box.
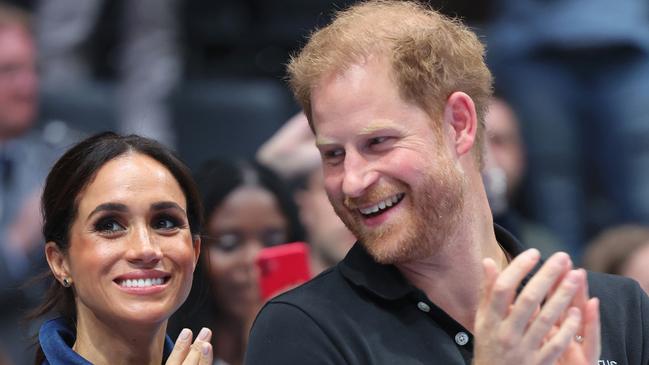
[331,161,466,265]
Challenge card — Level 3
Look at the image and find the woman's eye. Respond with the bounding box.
[94,218,125,234]
[369,136,387,145]
[153,216,179,230]
[262,229,288,247]
[210,233,242,253]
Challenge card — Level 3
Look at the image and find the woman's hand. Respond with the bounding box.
[473,249,601,365]
[166,328,213,365]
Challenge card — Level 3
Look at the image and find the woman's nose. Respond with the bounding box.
[242,239,263,267]
[127,226,163,265]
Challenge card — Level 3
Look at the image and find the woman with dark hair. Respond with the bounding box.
[172,159,305,365]
[32,132,212,364]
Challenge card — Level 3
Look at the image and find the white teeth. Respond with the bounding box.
[359,193,403,215]
[119,277,164,288]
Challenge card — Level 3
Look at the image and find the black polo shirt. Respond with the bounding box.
[245,225,649,364]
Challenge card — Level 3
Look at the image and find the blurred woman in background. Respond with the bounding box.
[583,224,649,294]
[171,159,305,365]
[31,132,212,365]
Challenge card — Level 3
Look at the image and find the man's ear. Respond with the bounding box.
[443,91,477,157]
[192,235,201,271]
[45,241,71,286]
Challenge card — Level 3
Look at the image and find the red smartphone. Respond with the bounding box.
[256,242,312,301]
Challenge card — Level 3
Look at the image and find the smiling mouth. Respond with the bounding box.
[358,193,404,217]
[116,277,170,288]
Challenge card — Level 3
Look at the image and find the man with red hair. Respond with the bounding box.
[246,1,648,364]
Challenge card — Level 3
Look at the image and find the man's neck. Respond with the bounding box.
[395,202,507,332]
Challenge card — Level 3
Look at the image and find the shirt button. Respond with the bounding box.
[455,332,469,346]
[417,301,430,312]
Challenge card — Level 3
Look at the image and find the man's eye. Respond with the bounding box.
[367,136,396,152]
[322,149,345,165]
[325,149,344,158]
[94,218,125,234]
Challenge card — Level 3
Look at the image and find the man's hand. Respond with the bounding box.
[166,328,213,365]
[473,249,601,365]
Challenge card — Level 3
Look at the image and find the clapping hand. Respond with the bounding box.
[473,249,601,365]
[166,327,213,365]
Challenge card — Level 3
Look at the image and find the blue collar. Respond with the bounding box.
[39,317,175,365]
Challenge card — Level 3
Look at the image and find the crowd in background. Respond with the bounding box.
[1,0,649,364]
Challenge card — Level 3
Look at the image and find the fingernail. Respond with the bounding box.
[179,328,191,342]
[526,248,540,259]
[567,269,581,284]
[197,327,210,341]
[202,342,210,356]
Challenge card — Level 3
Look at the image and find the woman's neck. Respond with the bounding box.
[73,310,167,365]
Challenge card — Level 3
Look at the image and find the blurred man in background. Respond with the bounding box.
[483,96,562,258]
[0,4,64,364]
[487,0,649,259]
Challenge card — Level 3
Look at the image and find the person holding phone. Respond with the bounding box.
[171,159,305,365]
[31,132,212,365]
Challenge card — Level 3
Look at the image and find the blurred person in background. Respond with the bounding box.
[258,112,355,274]
[0,349,11,365]
[487,0,649,259]
[0,4,65,364]
[583,225,649,295]
[171,159,305,365]
[483,96,563,258]
[35,0,179,146]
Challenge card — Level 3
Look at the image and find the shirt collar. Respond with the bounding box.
[338,224,527,301]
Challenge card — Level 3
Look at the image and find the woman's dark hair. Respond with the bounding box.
[195,159,305,243]
[169,159,305,338]
[31,132,203,364]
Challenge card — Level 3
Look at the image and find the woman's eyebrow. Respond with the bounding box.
[87,202,128,220]
[151,201,186,214]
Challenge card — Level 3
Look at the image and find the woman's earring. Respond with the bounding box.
[62,277,71,287]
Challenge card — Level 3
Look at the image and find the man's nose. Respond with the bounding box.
[341,149,378,198]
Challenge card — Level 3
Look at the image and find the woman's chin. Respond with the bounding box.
[112,304,174,327]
